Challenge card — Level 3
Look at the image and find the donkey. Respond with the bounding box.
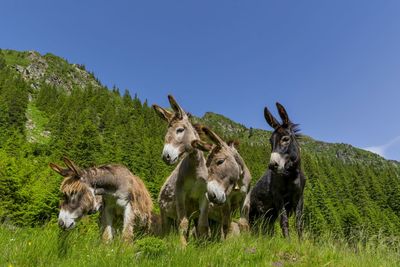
[246,103,306,238]
[153,95,209,246]
[192,126,252,239]
[50,157,154,242]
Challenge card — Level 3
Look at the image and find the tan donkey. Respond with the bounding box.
[50,157,154,242]
[192,126,252,239]
[153,95,209,246]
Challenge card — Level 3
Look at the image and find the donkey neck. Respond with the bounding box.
[272,164,300,180]
[186,148,206,168]
[81,166,121,192]
[178,148,207,181]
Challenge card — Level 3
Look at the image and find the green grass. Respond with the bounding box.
[2,50,30,67]
[25,103,50,144]
[1,223,399,267]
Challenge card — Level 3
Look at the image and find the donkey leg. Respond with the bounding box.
[197,196,210,239]
[279,208,289,238]
[178,216,189,246]
[122,203,134,243]
[238,192,251,232]
[176,191,189,247]
[221,204,231,240]
[295,197,304,240]
[159,208,170,236]
[101,206,114,243]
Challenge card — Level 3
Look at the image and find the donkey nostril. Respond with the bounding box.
[207,192,217,202]
[58,220,65,228]
[269,162,278,170]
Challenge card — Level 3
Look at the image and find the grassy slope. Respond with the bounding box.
[25,102,50,144]
[1,224,399,267]
[2,50,30,67]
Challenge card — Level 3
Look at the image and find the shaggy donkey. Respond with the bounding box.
[192,126,252,239]
[50,157,154,242]
[246,103,306,238]
[153,95,209,246]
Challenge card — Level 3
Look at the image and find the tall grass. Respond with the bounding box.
[1,222,399,267]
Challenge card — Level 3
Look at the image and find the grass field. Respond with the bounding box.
[1,221,400,267]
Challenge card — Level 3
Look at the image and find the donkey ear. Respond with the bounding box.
[264,106,280,130]
[152,104,174,122]
[227,140,240,149]
[276,102,290,126]
[49,162,73,177]
[62,157,82,177]
[49,163,65,176]
[191,140,213,152]
[202,126,225,147]
[168,95,185,119]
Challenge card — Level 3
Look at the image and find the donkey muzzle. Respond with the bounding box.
[58,209,77,230]
[162,144,180,165]
[206,180,226,205]
[269,152,287,171]
[58,218,75,230]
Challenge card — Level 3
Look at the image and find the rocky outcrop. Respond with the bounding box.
[12,50,101,92]
[15,51,47,81]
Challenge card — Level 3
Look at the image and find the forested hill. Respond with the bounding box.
[1,49,400,239]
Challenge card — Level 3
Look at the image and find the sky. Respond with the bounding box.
[2,0,400,160]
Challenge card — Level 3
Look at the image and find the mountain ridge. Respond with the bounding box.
[3,48,396,166]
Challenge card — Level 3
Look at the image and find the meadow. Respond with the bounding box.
[1,220,400,267]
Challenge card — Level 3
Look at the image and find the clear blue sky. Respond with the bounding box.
[2,0,400,160]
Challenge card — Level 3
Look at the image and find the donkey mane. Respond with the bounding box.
[169,111,193,125]
[206,146,222,167]
[168,116,183,125]
[227,140,240,147]
[288,123,302,139]
[60,178,88,196]
[193,123,206,137]
[81,165,118,179]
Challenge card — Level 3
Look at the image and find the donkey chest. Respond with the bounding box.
[182,178,207,199]
[271,173,300,190]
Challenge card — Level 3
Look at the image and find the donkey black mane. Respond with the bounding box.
[290,123,302,138]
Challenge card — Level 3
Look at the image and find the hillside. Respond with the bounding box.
[0,49,400,239]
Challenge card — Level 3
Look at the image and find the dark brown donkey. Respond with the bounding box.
[246,103,306,238]
[192,126,252,239]
[50,157,154,242]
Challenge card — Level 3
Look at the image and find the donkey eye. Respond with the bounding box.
[176,128,185,134]
[281,136,290,143]
[216,159,225,165]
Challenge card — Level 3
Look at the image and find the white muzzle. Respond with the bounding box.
[162,144,180,164]
[206,180,226,205]
[270,152,287,171]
